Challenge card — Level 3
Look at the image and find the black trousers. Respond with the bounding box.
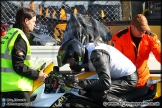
[80,71,138,106]
[1,91,30,108]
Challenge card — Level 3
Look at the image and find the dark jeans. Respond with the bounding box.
[1,91,30,108]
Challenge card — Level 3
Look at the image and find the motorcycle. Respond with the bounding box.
[29,62,161,107]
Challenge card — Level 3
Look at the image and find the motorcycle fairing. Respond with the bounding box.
[51,93,101,107]
[118,86,149,101]
[29,62,54,95]
[147,76,161,99]
[28,79,44,95]
[50,93,68,107]
[30,84,65,107]
[153,81,161,99]
[76,71,98,79]
[118,76,161,101]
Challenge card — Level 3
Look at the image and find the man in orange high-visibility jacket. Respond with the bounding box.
[111,14,161,87]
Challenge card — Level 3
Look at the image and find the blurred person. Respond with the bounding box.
[111,14,161,87]
[1,8,48,107]
[57,38,138,106]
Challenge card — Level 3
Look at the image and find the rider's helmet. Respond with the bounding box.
[57,38,85,72]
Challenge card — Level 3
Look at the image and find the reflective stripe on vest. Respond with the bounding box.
[1,28,33,92]
[1,52,31,60]
[1,68,15,72]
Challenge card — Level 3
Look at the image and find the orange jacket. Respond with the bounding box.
[111,26,161,87]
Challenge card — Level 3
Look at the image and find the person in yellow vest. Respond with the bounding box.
[1,8,48,107]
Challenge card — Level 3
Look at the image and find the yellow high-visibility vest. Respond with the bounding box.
[1,28,33,92]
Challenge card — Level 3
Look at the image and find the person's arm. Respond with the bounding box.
[12,34,39,80]
[111,33,123,52]
[150,33,161,64]
[78,50,111,90]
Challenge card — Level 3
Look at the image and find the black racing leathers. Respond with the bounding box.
[78,50,111,90]
[78,49,138,104]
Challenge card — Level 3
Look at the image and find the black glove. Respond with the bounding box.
[64,75,79,87]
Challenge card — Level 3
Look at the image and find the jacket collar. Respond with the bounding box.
[13,23,24,31]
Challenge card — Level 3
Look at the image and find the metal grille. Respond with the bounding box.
[1,1,129,43]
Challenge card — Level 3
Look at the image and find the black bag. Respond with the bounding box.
[63,13,112,45]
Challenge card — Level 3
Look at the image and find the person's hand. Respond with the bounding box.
[38,68,48,81]
[64,75,79,87]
